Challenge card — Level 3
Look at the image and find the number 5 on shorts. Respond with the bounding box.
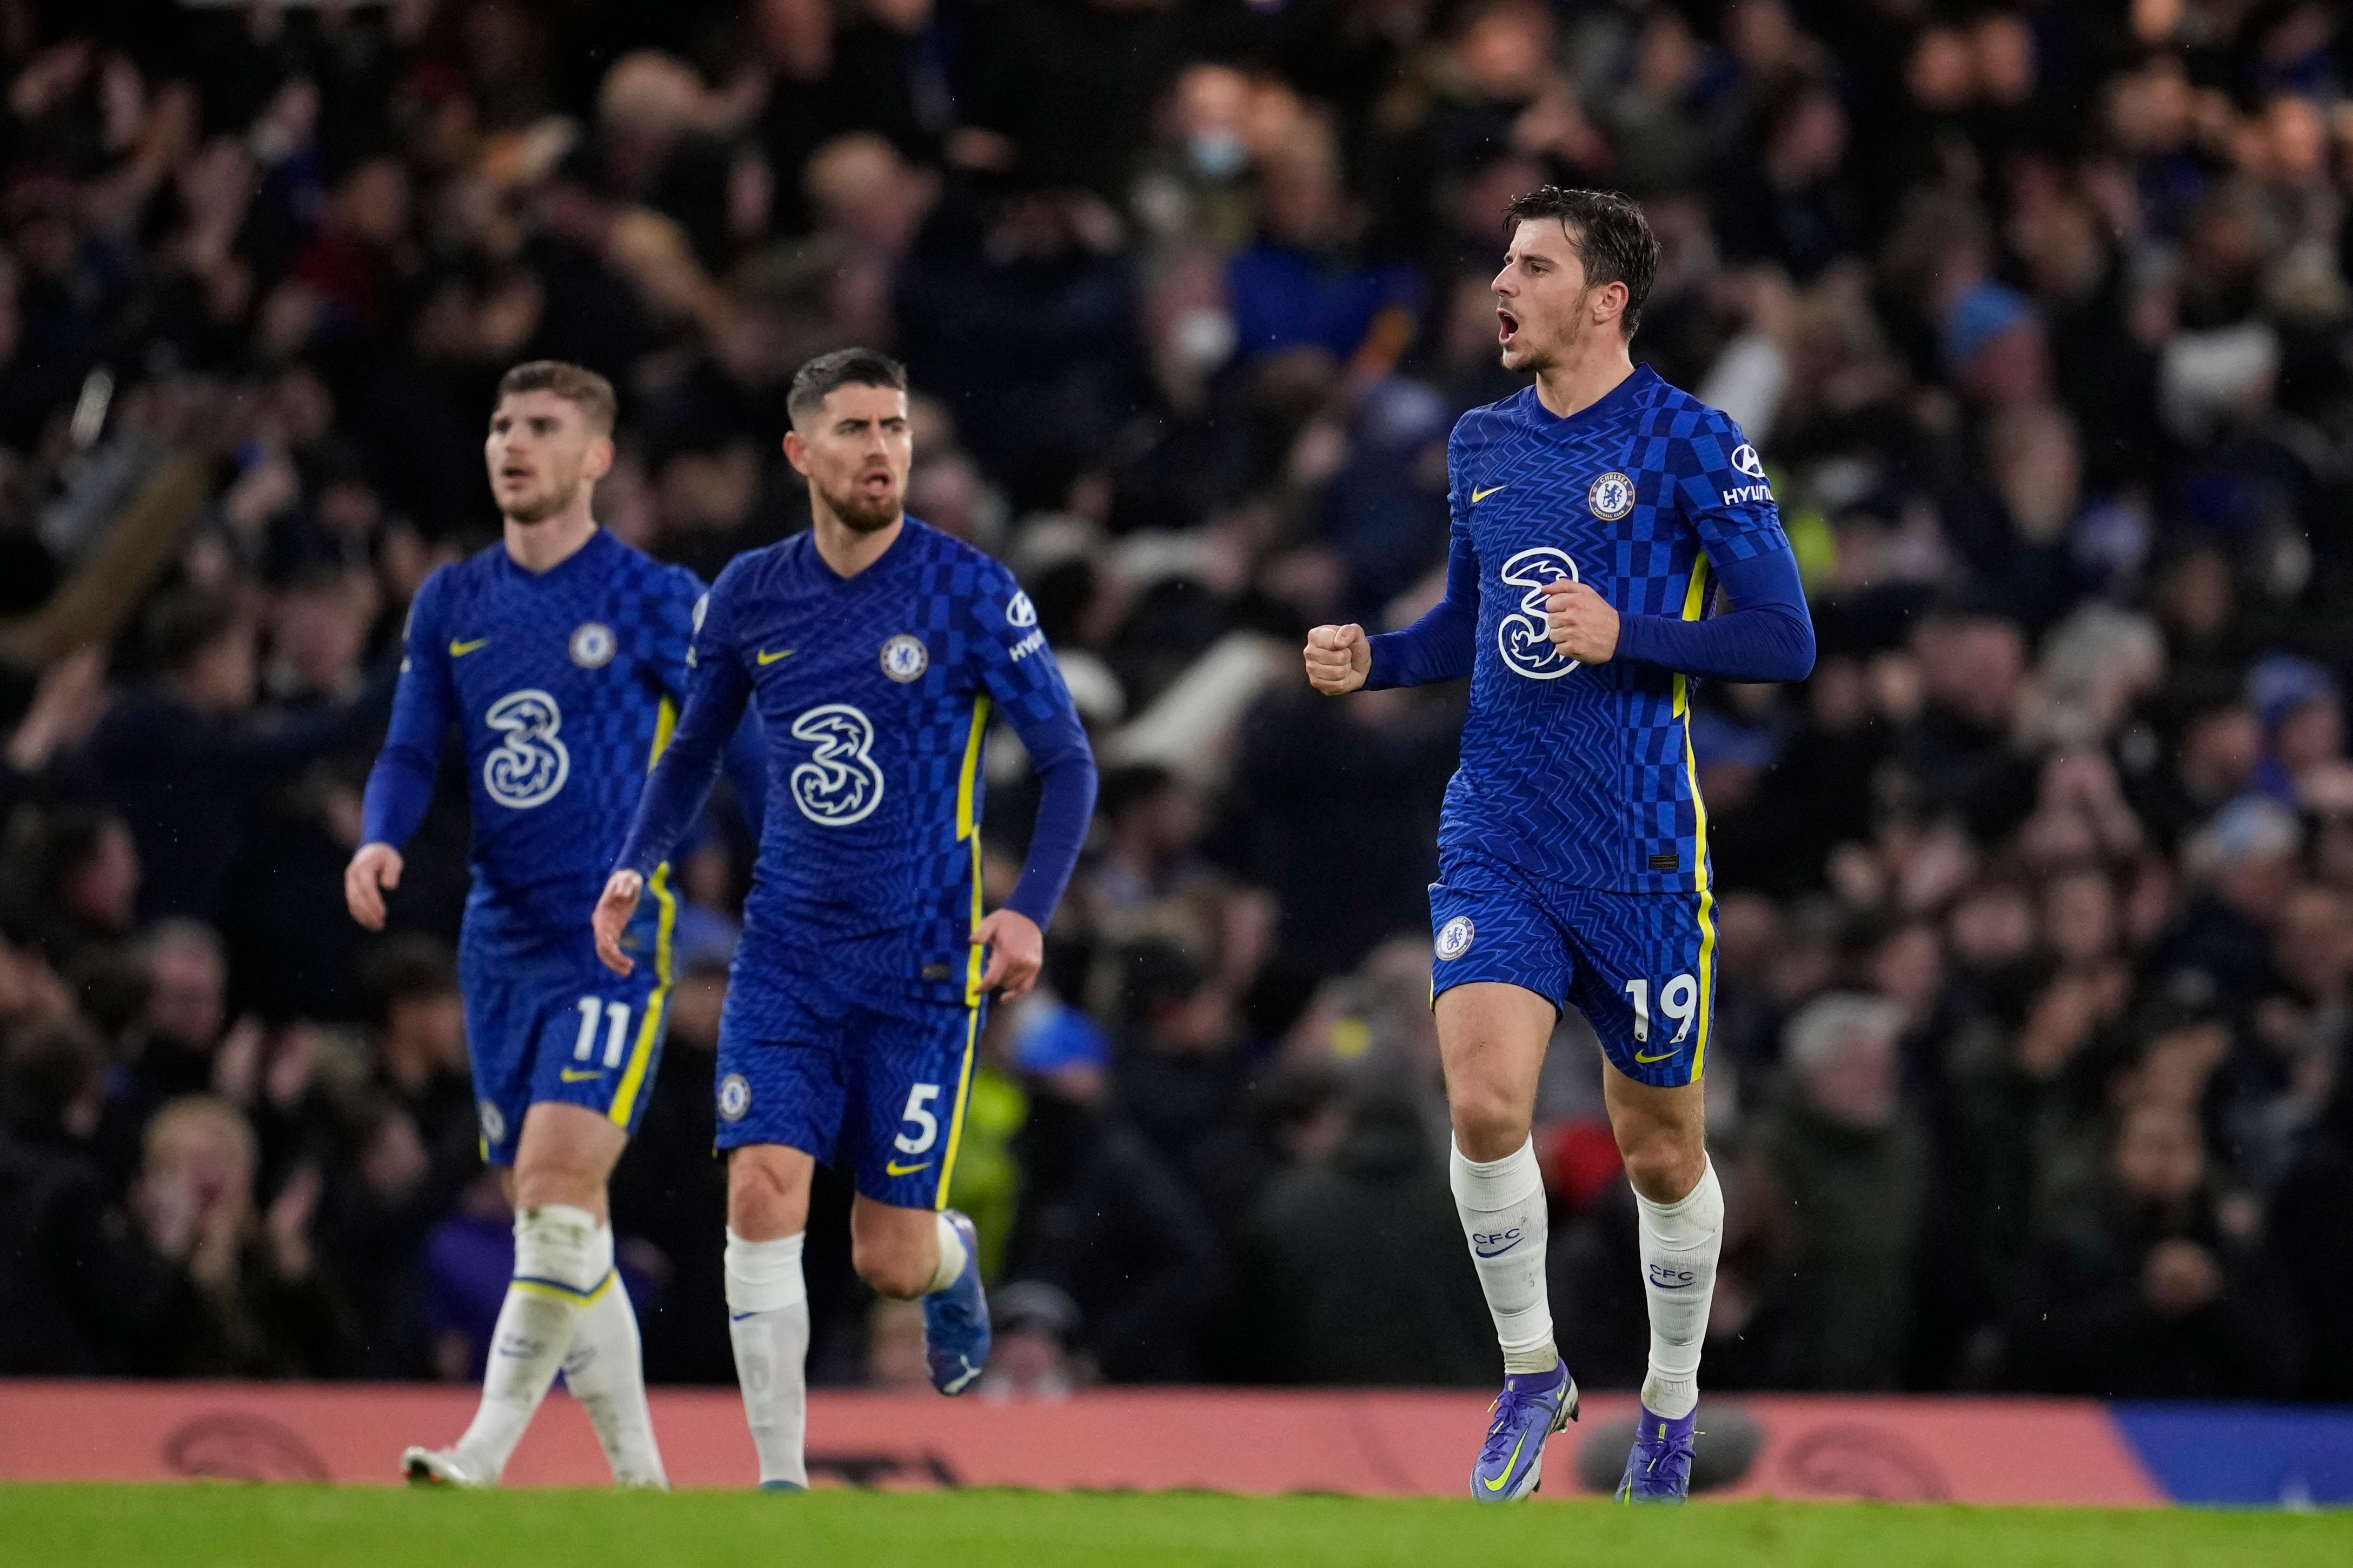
[895,1083,942,1155]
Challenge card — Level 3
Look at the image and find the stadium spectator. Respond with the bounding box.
[1737,993,1929,1391]
[1241,1086,1497,1385]
[2010,1099,2303,1399]
[128,1094,351,1377]
[0,1015,184,1372]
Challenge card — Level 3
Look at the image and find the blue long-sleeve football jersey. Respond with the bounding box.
[1365,366,1813,895]
[614,517,1096,1019]
[361,528,734,962]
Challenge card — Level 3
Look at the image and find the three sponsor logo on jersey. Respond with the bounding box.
[1495,547,1583,681]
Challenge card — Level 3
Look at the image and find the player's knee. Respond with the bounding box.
[849,1230,932,1300]
[1618,1124,1705,1205]
[1448,1084,1531,1161]
[512,1154,607,1214]
[727,1150,810,1238]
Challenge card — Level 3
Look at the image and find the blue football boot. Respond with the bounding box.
[1470,1359,1579,1502]
[1616,1405,1698,1502]
[921,1210,989,1396]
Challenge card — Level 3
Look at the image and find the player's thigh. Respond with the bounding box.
[523,963,668,1140]
[1429,854,1568,1156]
[1434,983,1559,1157]
[845,999,984,1212]
[1599,1060,1706,1203]
[1556,886,1716,1091]
[457,959,533,1166]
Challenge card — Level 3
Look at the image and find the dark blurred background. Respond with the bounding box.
[1,0,2351,1407]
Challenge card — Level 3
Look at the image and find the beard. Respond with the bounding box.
[502,467,582,525]
[821,477,902,533]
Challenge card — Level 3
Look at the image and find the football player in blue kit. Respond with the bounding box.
[1304,190,1815,1502]
[594,349,1097,1490]
[348,361,759,1489]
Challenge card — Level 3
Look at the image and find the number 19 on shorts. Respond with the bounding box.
[1625,973,1699,1046]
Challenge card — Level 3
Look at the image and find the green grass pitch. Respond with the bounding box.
[0,1485,2347,1568]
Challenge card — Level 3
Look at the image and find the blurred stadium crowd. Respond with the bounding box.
[2,0,2353,1405]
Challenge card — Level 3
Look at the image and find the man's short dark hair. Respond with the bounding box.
[787,348,908,424]
[1503,186,1660,337]
[496,359,617,436]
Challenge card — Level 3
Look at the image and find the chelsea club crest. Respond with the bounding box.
[569,622,616,668]
[880,633,929,683]
[1435,916,1477,961]
[717,1073,750,1122]
[1587,471,1636,521]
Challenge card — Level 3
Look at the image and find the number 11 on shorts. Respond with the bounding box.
[574,995,633,1067]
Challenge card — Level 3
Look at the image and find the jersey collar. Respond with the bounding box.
[806,513,925,586]
[498,523,615,584]
[1525,363,1658,432]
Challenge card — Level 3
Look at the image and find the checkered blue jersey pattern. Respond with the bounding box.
[361,528,700,963]
[621,518,1087,1016]
[1368,368,1790,894]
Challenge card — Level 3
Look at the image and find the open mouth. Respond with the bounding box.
[1497,308,1520,347]
[858,471,893,495]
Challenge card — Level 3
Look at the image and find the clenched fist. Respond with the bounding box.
[1542,579,1620,664]
[1304,623,1371,695]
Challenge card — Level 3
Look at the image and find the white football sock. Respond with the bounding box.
[924,1212,968,1295]
[1634,1157,1723,1421]
[1449,1137,1557,1375]
[454,1203,601,1479]
[725,1229,810,1489]
[561,1243,668,1488]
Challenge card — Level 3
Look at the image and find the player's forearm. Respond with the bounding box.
[615,669,747,877]
[1365,534,1479,690]
[616,728,728,879]
[357,658,448,848]
[721,712,768,840]
[358,746,437,850]
[1614,548,1816,683]
[1003,731,1099,929]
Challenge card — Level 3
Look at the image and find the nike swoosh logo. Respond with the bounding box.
[1634,1049,1677,1064]
[885,1159,933,1176]
[1483,1430,1527,1491]
[1471,484,1508,503]
[757,648,795,665]
[560,1067,606,1082]
[449,638,489,656]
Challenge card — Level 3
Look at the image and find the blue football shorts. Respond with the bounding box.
[713,963,985,1211]
[460,939,670,1165]
[1427,848,1717,1089]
